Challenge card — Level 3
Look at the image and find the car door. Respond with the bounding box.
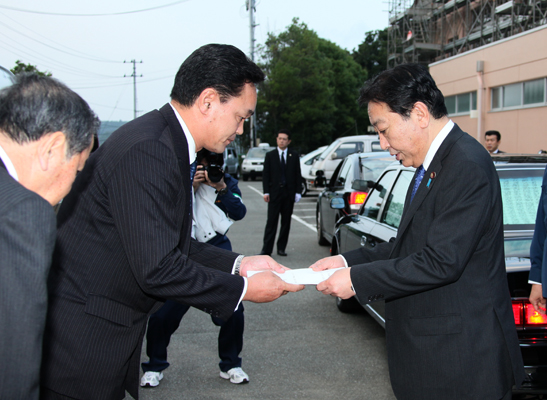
[320,159,349,242]
[339,168,398,253]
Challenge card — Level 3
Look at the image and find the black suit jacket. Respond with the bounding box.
[262,148,302,200]
[42,104,245,400]
[0,160,56,400]
[344,125,525,399]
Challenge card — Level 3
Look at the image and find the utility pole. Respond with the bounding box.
[246,0,257,147]
[124,60,142,120]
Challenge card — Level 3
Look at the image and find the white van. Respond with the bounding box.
[307,135,382,188]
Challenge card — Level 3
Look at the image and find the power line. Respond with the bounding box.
[0,1,190,16]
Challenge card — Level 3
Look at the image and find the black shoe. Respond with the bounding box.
[258,251,271,256]
[277,250,287,256]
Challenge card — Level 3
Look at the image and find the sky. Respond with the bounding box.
[0,0,390,122]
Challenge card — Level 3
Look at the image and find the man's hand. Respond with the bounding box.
[316,268,355,299]
[239,255,288,276]
[530,284,546,315]
[310,255,346,271]
[243,271,304,303]
[192,166,206,191]
[263,194,270,203]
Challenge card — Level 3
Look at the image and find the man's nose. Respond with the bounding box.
[379,135,389,151]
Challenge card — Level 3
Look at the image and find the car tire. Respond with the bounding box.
[301,180,307,197]
[250,175,256,181]
[336,296,362,313]
[242,174,249,181]
[317,210,329,246]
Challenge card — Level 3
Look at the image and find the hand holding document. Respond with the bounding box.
[247,267,345,285]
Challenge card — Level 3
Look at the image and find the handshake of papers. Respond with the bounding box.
[248,267,345,285]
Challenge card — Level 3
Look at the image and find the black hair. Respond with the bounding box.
[171,44,265,107]
[358,63,448,120]
[485,130,501,141]
[277,129,291,140]
[0,73,99,156]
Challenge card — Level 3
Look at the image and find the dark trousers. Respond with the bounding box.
[261,190,294,254]
[141,300,245,373]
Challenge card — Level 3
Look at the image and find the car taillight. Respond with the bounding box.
[349,192,367,206]
[512,299,547,328]
[513,302,523,325]
[525,303,547,326]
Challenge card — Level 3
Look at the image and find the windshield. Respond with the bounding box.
[246,147,272,158]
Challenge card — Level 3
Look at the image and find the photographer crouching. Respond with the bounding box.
[141,148,250,387]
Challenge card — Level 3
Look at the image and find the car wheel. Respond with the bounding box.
[250,175,256,181]
[316,210,329,246]
[336,296,362,313]
[242,174,249,181]
[301,180,307,197]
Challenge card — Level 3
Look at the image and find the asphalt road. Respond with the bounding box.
[137,180,396,400]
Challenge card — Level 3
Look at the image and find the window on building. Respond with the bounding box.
[444,91,477,115]
[491,78,546,111]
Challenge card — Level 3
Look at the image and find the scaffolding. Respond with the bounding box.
[388,0,547,68]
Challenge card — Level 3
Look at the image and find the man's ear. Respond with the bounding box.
[412,101,430,128]
[36,131,66,171]
[197,88,219,115]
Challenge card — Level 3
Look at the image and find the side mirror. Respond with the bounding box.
[330,152,338,160]
[330,197,346,210]
[315,170,326,187]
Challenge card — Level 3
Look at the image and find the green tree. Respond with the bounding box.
[352,29,388,79]
[257,19,369,153]
[11,60,52,76]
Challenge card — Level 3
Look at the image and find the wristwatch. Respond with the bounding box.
[216,187,228,196]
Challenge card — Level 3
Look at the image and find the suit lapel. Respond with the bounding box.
[393,125,465,251]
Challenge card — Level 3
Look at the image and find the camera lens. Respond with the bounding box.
[206,165,224,183]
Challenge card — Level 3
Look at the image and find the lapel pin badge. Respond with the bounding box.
[427,172,436,187]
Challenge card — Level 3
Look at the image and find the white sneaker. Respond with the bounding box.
[140,371,163,387]
[220,367,249,384]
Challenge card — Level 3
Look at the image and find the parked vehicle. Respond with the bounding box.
[240,144,274,181]
[222,146,239,179]
[307,135,382,189]
[331,154,547,392]
[316,152,392,246]
[300,146,327,196]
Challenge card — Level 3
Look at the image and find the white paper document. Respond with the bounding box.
[247,267,345,285]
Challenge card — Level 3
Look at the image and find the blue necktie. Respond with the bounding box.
[410,165,425,203]
[189,160,197,182]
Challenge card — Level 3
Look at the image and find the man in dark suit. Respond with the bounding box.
[485,130,505,153]
[260,129,302,256]
[41,44,303,400]
[0,73,98,400]
[312,64,525,399]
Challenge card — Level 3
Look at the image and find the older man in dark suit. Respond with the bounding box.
[0,73,98,400]
[260,129,302,256]
[41,44,303,400]
[312,64,525,399]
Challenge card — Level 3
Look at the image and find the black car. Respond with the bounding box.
[316,152,392,246]
[331,154,547,393]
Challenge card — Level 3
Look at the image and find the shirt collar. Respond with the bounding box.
[277,147,287,157]
[422,119,454,171]
[0,143,18,181]
[169,102,196,164]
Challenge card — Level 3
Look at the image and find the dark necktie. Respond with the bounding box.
[410,165,425,203]
[189,160,197,182]
[280,152,286,185]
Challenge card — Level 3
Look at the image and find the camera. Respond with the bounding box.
[198,150,224,183]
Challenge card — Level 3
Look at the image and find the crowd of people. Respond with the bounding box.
[1,43,545,400]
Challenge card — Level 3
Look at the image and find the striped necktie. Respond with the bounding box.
[410,165,425,203]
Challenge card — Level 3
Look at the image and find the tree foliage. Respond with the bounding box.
[352,29,388,80]
[11,60,52,76]
[256,19,368,153]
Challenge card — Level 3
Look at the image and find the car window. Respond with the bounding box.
[498,167,544,230]
[360,170,398,220]
[371,142,383,152]
[336,158,353,187]
[333,142,364,160]
[359,158,394,181]
[381,170,413,228]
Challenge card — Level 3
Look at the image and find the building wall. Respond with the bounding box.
[429,25,547,154]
